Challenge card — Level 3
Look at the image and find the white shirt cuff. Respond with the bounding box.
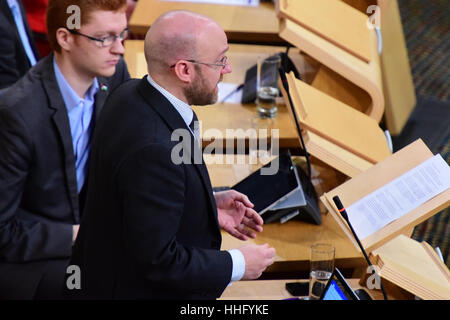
[228,249,245,282]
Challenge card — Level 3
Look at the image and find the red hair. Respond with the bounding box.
[46,0,127,52]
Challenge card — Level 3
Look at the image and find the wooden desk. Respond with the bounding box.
[219,212,365,277]
[194,103,299,150]
[206,156,366,277]
[129,0,282,43]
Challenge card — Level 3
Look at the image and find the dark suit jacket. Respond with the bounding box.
[0,0,40,89]
[69,78,232,299]
[0,54,129,299]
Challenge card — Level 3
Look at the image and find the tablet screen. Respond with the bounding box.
[231,152,299,214]
[321,268,359,300]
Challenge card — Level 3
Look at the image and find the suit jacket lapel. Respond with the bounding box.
[188,129,219,224]
[18,0,40,60]
[0,1,15,27]
[40,56,80,221]
[137,78,219,227]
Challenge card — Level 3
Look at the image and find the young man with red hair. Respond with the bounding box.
[0,0,129,299]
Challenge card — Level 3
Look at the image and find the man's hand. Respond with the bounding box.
[214,190,263,240]
[239,243,276,279]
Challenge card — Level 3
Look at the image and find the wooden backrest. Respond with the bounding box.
[276,0,385,123]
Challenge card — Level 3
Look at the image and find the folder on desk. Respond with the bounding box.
[321,139,450,253]
[369,235,450,300]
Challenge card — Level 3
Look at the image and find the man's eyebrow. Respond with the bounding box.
[217,46,229,58]
[93,27,128,37]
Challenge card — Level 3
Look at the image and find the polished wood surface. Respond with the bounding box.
[371,235,450,300]
[129,0,282,43]
[378,0,416,134]
[206,156,366,275]
[311,65,371,115]
[123,40,147,79]
[220,278,389,300]
[219,214,364,275]
[278,18,385,123]
[194,103,299,150]
[286,73,391,164]
[302,130,374,178]
[277,0,372,62]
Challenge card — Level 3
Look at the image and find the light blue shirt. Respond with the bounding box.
[54,58,99,193]
[7,0,37,66]
[146,74,245,282]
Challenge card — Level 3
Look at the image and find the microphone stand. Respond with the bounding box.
[333,196,388,300]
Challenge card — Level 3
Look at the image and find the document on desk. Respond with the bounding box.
[218,82,243,103]
[159,0,259,6]
[346,154,450,240]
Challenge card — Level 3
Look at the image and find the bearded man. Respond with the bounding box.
[68,10,275,299]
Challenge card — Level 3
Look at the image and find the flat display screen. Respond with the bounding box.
[321,268,360,300]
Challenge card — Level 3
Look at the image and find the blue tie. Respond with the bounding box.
[10,1,37,66]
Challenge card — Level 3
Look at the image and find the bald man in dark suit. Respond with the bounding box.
[68,10,276,300]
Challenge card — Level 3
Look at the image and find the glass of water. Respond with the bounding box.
[309,243,335,300]
[256,54,281,118]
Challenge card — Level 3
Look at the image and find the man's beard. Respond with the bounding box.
[184,66,220,106]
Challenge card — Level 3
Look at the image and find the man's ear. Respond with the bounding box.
[173,61,194,84]
[56,27,74,52]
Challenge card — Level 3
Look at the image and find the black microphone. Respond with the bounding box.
[332,195,388,300]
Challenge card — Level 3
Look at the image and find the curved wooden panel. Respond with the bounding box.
[279,18,385,122]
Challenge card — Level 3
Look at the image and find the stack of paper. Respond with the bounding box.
[345,153,450,240]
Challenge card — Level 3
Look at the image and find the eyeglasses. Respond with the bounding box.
[66,28,129,48]
[170,56,228,69]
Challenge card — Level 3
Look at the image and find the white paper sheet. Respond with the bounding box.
[217,82,243,103]
[346,154,450,240]
[159,0,259,7]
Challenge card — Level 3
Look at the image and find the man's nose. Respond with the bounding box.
[221,61,232,74]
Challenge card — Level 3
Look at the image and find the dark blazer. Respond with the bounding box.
[0,54,130,299]
[68,78,232,299]
[0,0,40,89]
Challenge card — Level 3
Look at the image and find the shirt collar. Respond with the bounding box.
[53,57,99,112]
[146,74,193,128]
